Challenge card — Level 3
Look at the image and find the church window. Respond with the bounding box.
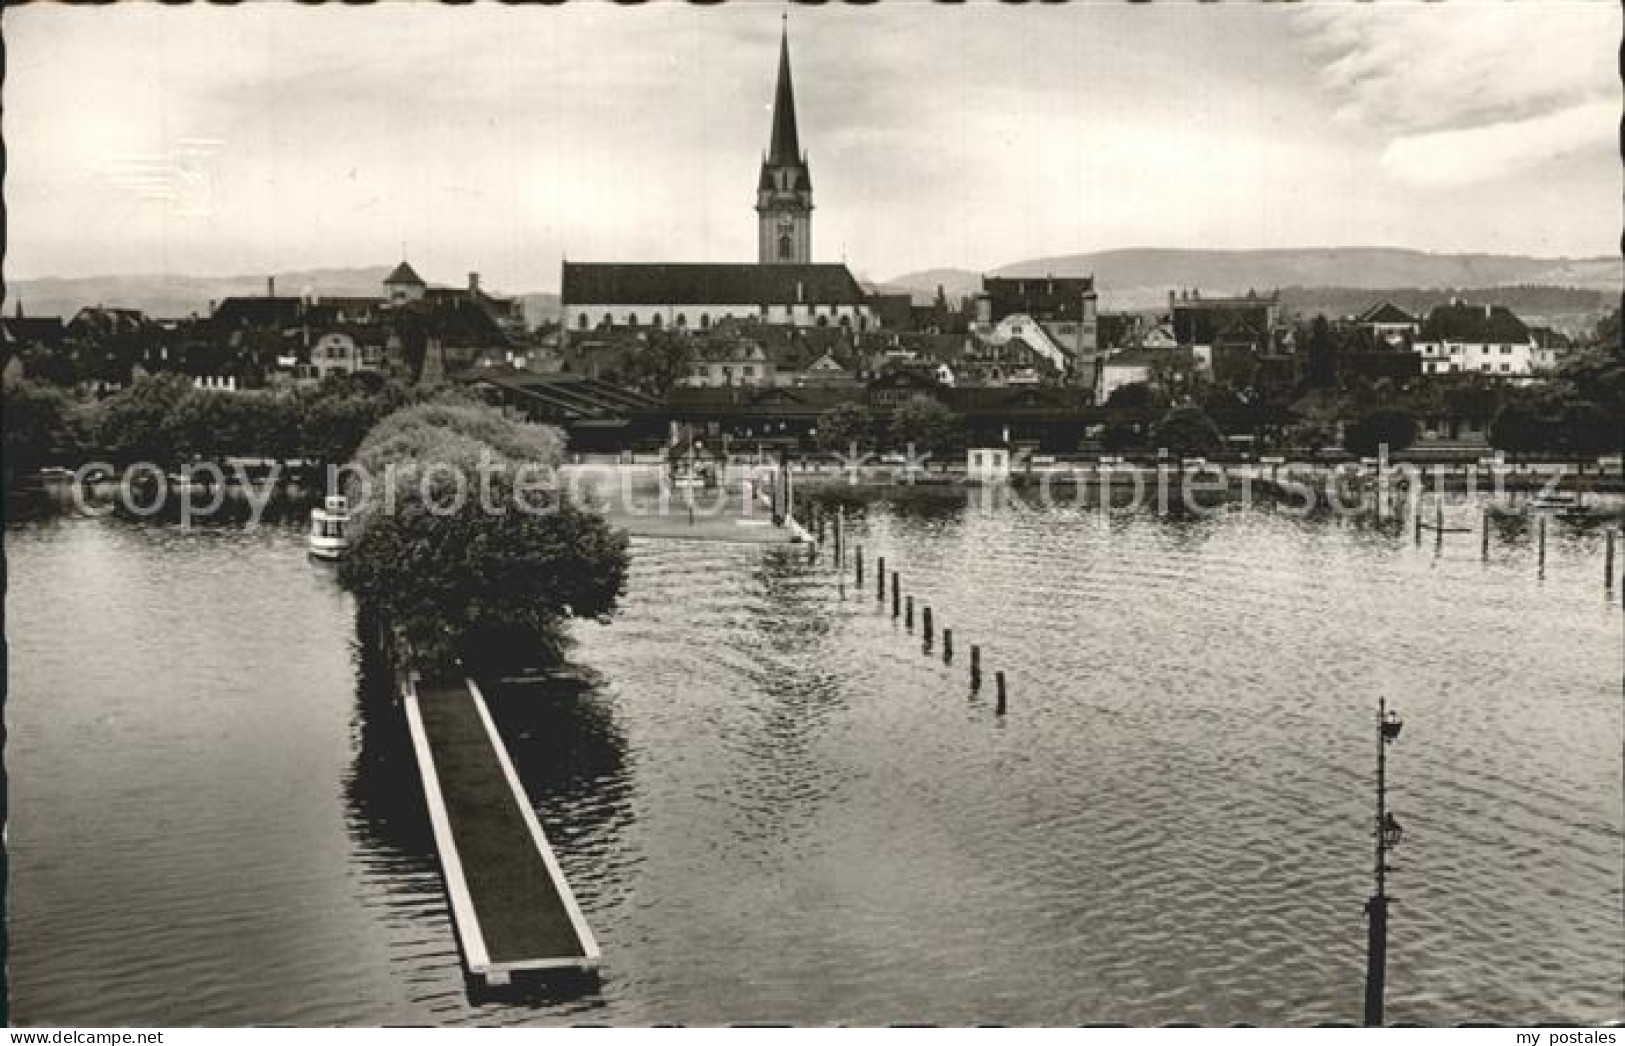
[651,314,663,329]
[578,313,589,330]
[700,313,711,330]
[779,234,793,261]
[676,313,687,328]
[627,313,638,327]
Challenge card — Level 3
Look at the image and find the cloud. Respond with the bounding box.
[1294,2,1617,134]
[1382,101,1617,187]
[1293,1,1619,188]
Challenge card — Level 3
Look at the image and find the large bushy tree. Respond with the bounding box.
[1152,406,1224,461]
[1343,407,1417,457]
[92,372,195,466]
[339,402,627,677]
[816,401,873,455]
[888,394,957,460]
[2,379,75,480]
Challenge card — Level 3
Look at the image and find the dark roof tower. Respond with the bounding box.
[384,261,426,287]
[767,22,802,169]
[756,17,814,264]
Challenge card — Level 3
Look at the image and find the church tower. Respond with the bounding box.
[756,22,813,265]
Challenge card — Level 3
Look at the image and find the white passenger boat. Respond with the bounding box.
[308,495,352,560]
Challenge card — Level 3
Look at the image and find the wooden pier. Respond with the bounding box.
[403,676,600,987]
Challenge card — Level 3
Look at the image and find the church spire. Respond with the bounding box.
[767,19,802,166]
[756,16,812,264]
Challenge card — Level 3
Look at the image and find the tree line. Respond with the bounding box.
[2,371,461,480]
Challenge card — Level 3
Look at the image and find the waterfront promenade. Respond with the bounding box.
[566,465,814,543]
[404,676,600,987]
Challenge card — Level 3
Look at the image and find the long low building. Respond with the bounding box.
[560,261,878,335]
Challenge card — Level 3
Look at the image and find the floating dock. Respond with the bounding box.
[403,676,600,987]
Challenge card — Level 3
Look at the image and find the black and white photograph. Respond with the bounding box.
[2,0,1622,1031]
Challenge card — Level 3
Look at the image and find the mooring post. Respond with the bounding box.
[1434,498,1444,547]
[905,595,914,631]
[836,506,845,567]
[1538,516,1547,574]
[807,534,817,563]
[943,628,953,663]
[995,671,1007,715]
[1482,509,1490,560]
[1414,505,1422,545]
[1606,528,1615,589]
[923,606,933,648]
[877,556,886,601]
[856,546,864,586]
[970,645,982,690]
[892,574,901,618]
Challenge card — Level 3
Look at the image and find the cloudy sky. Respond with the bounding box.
[6,1,1619,291]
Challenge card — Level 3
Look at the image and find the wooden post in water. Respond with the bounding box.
[836,506,844,567]
[1606,528,1615,589]
[905,595,914,631]
[943,628,953,663]
[923,607,933,649]
[970,645,982,690]
[1482,509,1490,561]
[1538,516,1547,575]
[892,574,901,619]
[807,533,816,563]
[995,671,1007,715]
[877,556,886,601]
[856,546,864,586]
[1414,505,1422,545]
[1434,498,1444,546]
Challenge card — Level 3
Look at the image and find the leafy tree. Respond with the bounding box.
[1303,315,1338,389]
[92,372,195,466]
[1099,421,1141,453]
[1343,407,1417,457]
[2,379,75,480]
[888,393,957,459]
[1489,401,1550,458]
[816,401,873,455]
[1556,400,1615,471]
[623,331,695,396]
[339,403,626,677]
[1105,381,1153,409]
[1151,406,1224,461]
[1592,307,1620,352]
[298,394,389,467]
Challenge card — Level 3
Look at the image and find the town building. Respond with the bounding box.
[1412,300,1541,377]
[685,340,777,388]
[1168,288,1281,374]
[971,276,1099,385]
[1352,301,1420,347]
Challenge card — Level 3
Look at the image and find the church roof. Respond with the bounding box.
[561,263,868,306]
[384,261,425,286]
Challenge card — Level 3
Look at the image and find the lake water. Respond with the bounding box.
[6,492,1622,1025]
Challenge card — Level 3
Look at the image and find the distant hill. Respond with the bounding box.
[3,266,547,325]
[11,248,1617,331]
[887,248,1622,310]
